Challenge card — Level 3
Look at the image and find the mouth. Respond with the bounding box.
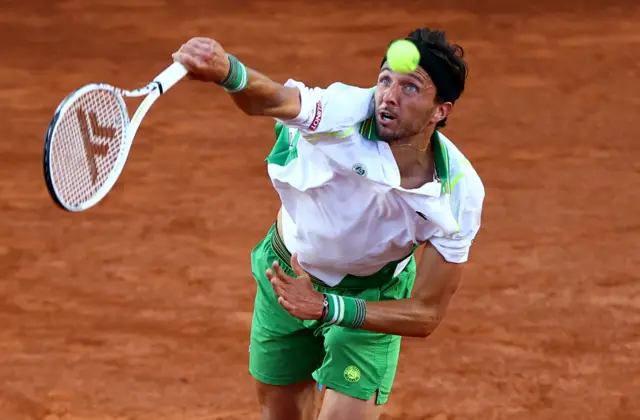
[377,110,397,126]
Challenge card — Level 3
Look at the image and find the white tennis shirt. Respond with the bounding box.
[267,79,485,287]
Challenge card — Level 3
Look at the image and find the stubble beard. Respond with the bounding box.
[376,120,420,145]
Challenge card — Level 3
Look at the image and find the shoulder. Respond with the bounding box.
[439,132,485,207]
[283,79,375,119]
[283,79,374,98]
[278,79,375,135]
[436,132,485,242]
[427,133,485,263]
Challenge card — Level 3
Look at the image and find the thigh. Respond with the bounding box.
[310,259,415,406]
[255,379,320,420]
[311,324,402,406]
[317,388,382,420]
[249,227,324,385]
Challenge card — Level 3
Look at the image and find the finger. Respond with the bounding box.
[290,254,307,278]
[191,42,215,61]
[265,267,275,281]
[188,37,214,48]
[177,42,200,56]
[269,276,284,296]
[266,269,281,287]
[171,52,201,70]
[278,296,297,314]
[196,38,215,53]
[271,260,295,283]
[271,278,287,299]
[179,42,211,63]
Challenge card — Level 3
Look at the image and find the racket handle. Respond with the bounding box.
[153,62,188,94]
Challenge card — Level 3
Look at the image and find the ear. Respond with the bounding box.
[430,102,452,126]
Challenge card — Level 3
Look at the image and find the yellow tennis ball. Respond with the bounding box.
[386,40,420,73]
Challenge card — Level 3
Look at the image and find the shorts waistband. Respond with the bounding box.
[270,223,332,288]
[270,223,410,291]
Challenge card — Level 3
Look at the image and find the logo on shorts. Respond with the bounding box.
[343,365,361,383]
[352,163,367,177]
[308,101,323,131]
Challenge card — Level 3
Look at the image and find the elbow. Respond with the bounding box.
[241,106,262,117]
[241,106,278,118]
[413,306,444,338]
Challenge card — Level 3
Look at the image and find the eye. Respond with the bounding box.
[379,76,391,85]
[404,84,419,93]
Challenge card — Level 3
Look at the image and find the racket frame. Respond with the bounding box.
[43,62,187,212]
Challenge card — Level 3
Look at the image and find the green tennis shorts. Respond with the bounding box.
[248,224,417,405]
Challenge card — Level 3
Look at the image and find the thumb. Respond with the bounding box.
[172,52,199,72]
[290,254,307,277]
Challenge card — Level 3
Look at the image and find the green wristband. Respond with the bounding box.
[322,293,367,329]
[218,54,248,93]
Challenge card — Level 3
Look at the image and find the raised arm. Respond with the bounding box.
[172,37,301,119]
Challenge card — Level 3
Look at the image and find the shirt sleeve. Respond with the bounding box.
[429,169,485,263]
[275,79,375,136]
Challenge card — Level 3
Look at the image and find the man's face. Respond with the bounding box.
[374,64,450,142]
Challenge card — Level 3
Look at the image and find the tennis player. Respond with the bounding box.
[172,27,485,420]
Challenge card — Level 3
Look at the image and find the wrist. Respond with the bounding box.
[217,54,248,93]
[320,293,367,329]
[319,294,329,320]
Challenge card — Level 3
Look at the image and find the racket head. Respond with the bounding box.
[43,83,131,212]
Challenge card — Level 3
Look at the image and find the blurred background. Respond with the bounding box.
[1,0,639,419]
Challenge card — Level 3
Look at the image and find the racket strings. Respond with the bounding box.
[50,88,127,207]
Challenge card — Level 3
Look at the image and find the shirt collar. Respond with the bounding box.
[358,115,452,194]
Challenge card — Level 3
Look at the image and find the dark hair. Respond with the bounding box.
[406,28,468,128]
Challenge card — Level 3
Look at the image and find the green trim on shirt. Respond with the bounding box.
[266,122,300,167]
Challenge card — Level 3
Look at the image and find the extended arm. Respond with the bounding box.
[229,68,301,118]
[173,36,376,137]
[172,37,300,120]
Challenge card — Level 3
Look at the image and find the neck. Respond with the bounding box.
[387,131,430,152]
[388,130,436,188]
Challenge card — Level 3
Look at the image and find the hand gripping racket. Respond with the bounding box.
[43,62,188,212]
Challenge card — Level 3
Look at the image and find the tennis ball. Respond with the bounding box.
[386,40,420,73]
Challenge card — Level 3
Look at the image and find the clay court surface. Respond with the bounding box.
[1,0,640,419]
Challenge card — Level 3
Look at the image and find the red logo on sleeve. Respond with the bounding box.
[308,101,323,131]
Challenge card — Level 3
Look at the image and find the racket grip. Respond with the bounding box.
[153,62,188,94]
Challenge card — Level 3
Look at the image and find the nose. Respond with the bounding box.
[381,82,400,107]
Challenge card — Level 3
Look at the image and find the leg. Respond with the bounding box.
[248,225,325,419]
[317,388,381,420]
[255,379,319,420]
[311,258,417,420]
[310,324,402,420]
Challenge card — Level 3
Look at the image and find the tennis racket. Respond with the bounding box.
[43,61,188,212]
